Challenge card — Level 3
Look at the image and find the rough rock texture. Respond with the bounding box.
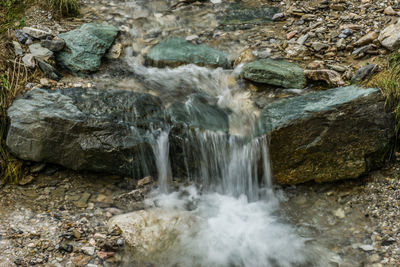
[241,59,306,89]
[378,20,400,51]
[258,86,394,184]
[304,69,345,86]
[6,88,164,178]
[56,23,118,73]
[144,38,229,68]
[219,3,280,30]
[167,94,229,132]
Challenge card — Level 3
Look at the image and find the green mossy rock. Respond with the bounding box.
[258,86,395,184]
[56,23,118,73]
[241,59,306,89]
[145,38,229,68]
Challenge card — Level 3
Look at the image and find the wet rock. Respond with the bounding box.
[144,38,229,68]
[304,69,345,86]
[6,87,165,178]
[105,43,123,59]
[22,27,52,39]
[378,20,400,50]
[109,209,193,257]
[259,86,394,184]
[352,64,378,82]
[40,38,65,52]
[29,43,53,61]
[37,60,62,81]
[219,3,280,29]
[168,94,229,132]
[241,59,306,89]
[56,23,119,73]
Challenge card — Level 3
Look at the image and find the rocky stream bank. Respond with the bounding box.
[3,0,400,266]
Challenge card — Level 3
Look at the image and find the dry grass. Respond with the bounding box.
[367,53,400,134]
[48,0,80,17]
[0,34,42,183]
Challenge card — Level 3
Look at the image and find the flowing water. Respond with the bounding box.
[85,0,340,266]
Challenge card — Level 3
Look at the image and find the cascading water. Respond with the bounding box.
[114,58,329,266]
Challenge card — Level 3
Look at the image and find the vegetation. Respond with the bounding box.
[367,53,400,134]
[0,0,27,33]
[48,0,80,17]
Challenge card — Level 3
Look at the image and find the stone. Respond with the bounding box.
[168,94,229,132]
[352,64,378,82]
[22,54,36,68]
[73,255,91,267]
[333,208,345,218]
[22,27,52,39]
[108,209,193,258]
[219,3,280,29]
[144,38,229,68]
[336,38,346,50]
[384,6,399,16]
[378,20,400,50]
[297,34,309,45]
[352,44,373,56]
[29,43,53,61]
[312,42,329,52]
[56,23,119,73]
[359,244,375,252]
[338,29,353,38]
[96,251,115,260]
[354,31,378,47]
[6,87,165,179]
[285,44,307,57]
[37,60,62,81]
[258,86,394,184]
[136,176,153,187]
[241,59,306,89]
[12,41,23,55]
[15,29,30,44]
[304,69,345,86]
[81,246,95,256]
[105,43,123,59]
[40,38,65,52]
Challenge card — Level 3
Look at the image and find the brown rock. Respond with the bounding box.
[73,255,91,267]
[354,31,378,47]
[304,69,345,86]
[234,49,255,67]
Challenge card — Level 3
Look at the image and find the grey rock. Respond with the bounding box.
[6,87,165,178]
[12,41,23,55]
[29,43,53,61]
[15,29,30,44]
[241,59,306,89]
[338,28,353,38]
[144,38,229,68]
[312,42,329,51]
[379,20,400,50]
[40,38,65,52]
[352,44,373,56]
[297,34,309,45]
[352,64,379,82]
[259,86,394,184]
[22,54,36,68]
[22,27,52,39]
[56,23,119,73]
[38,60,62,81]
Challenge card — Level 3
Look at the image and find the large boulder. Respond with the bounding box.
[144,38,229,68]
[258,86,395,184]
[378,20,400,51]
[56,23,118,73]
[241,59,306,89]
[6,87,165,178]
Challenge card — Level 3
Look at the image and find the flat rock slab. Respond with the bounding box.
[241,59,306,89]
[219,3,280,30]
[144,38,229,68]
[6,88,164,178]
[258,86,395,184]
[56,23,118,73]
